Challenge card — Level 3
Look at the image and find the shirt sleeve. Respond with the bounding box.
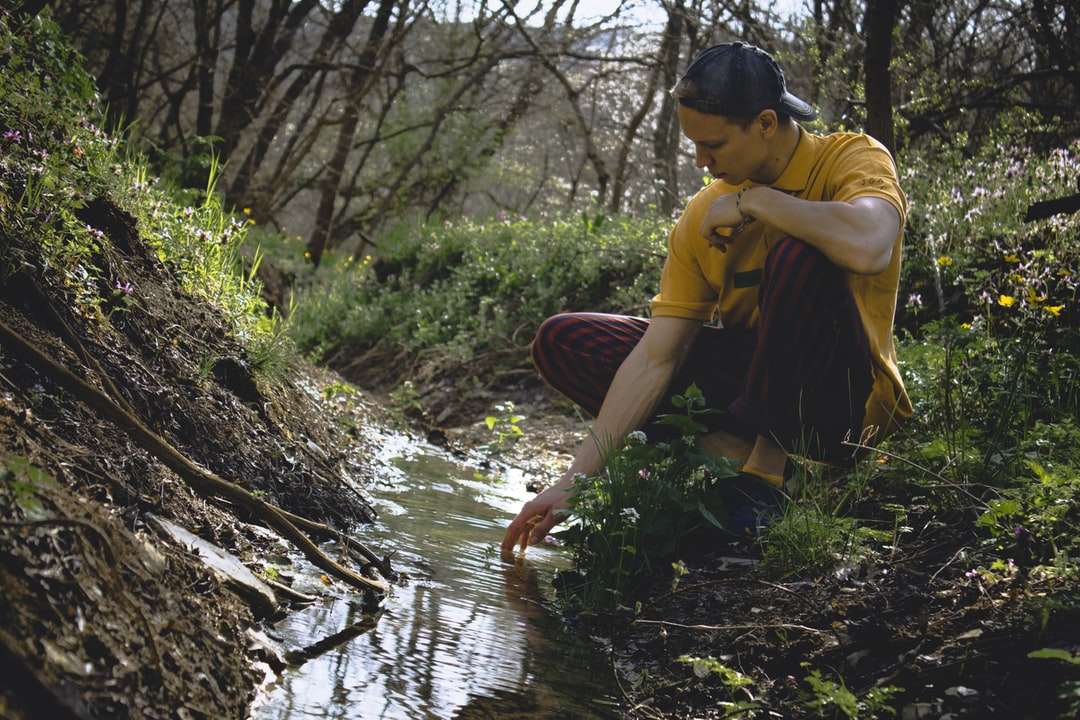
[649,212,718,321]
[828,136,908,224]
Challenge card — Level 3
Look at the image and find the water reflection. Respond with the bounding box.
[253,436,617,719]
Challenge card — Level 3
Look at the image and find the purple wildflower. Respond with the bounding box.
[2,129,22,143]
[114,280,133,295]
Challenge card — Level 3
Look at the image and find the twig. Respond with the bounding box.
[0,317,389,594]
[261,576,319,604]
[633,618,827,636]
[929,545,971,585]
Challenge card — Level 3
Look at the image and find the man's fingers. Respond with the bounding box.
[528,511,560,546]
[501,509,541,555]
[518,516,539,553]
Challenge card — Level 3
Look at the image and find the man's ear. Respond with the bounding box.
[756,109,779,138]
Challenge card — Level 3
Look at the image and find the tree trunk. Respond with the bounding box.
[307,0,399,267]
[214,0,318,162]
[229,0,369,207]
[609,58,662,213]
[652,0,684,216]
[863,0,900,155]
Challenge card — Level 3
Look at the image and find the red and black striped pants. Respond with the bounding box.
[530,237,874,462]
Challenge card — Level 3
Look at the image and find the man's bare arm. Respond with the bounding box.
[702,190,901,275]
[500,316,702,555]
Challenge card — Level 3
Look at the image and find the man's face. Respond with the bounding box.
[677,104,770,185]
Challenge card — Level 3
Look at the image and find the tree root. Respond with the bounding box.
[0,316,389,594]
[16,272,139,418]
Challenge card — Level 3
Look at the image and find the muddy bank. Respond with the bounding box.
[0,199,391,718]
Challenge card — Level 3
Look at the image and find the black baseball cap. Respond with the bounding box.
[676,41,817,122]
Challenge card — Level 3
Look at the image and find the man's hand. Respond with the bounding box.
[500,481,573,558]
[699,191,747,252]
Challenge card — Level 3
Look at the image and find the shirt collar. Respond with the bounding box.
[769,126,816,192]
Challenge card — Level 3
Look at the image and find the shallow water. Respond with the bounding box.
[252,433,619,719]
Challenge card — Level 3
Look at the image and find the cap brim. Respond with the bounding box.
[780,91,817,121]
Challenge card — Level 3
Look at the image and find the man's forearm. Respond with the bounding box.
[556,342,680,489]
[741,187,898,275]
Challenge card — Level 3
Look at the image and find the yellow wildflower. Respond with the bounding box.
[936,255,954,267]
[242,207,252,215]
[1025,288,1046,304]
[998,295,1016,308]
[246,218,255,226]
[1004,254,1020,264]
[1044,305,1064,317]
[1009,273,1024,284]
[961,323,972,330]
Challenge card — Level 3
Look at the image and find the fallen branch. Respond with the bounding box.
[0,317,389,594]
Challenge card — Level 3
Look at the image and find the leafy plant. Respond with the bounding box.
[556,384,738,610]
[801,665,902,719]
[484,400,525,453]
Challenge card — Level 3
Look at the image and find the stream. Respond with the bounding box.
[250,432,620,719]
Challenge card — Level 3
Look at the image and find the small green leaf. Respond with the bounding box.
[698,501,725,530]
[1029,648,1080,665]
[484,416,497,431]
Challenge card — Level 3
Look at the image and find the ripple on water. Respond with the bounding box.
[253,437,617,720]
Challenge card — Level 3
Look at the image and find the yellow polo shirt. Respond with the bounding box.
[650,129,912,439]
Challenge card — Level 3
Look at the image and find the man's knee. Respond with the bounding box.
[763,235,841,298]
[530,313,579,369]
[765,235,830,274]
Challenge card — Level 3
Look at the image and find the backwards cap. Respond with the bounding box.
[677,42,817,122]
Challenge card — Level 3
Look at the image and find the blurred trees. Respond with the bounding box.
[22,0,1080,263]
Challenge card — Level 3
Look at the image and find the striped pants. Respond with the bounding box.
[530,237,874,462]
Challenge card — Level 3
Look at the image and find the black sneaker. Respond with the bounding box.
[716,472,787,539]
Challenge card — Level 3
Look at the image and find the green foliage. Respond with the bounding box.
[387,380,423,425]
[974,452,1080,577]
[759,501,860,579]
[1029,648,1080,666]
[484,401,525,454]
[801,665,901,719]
[677,655,753,690]
[1,456,56,521]
[0,14,286,381]
[287,214,668,363]
[556,385,738,610]
[899,130,1079,343]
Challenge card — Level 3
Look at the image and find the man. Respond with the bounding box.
[501,41,911,555]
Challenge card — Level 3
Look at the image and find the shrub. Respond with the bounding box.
[287,213,669,365]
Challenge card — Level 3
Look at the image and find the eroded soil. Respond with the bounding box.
[0,199,390,718]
